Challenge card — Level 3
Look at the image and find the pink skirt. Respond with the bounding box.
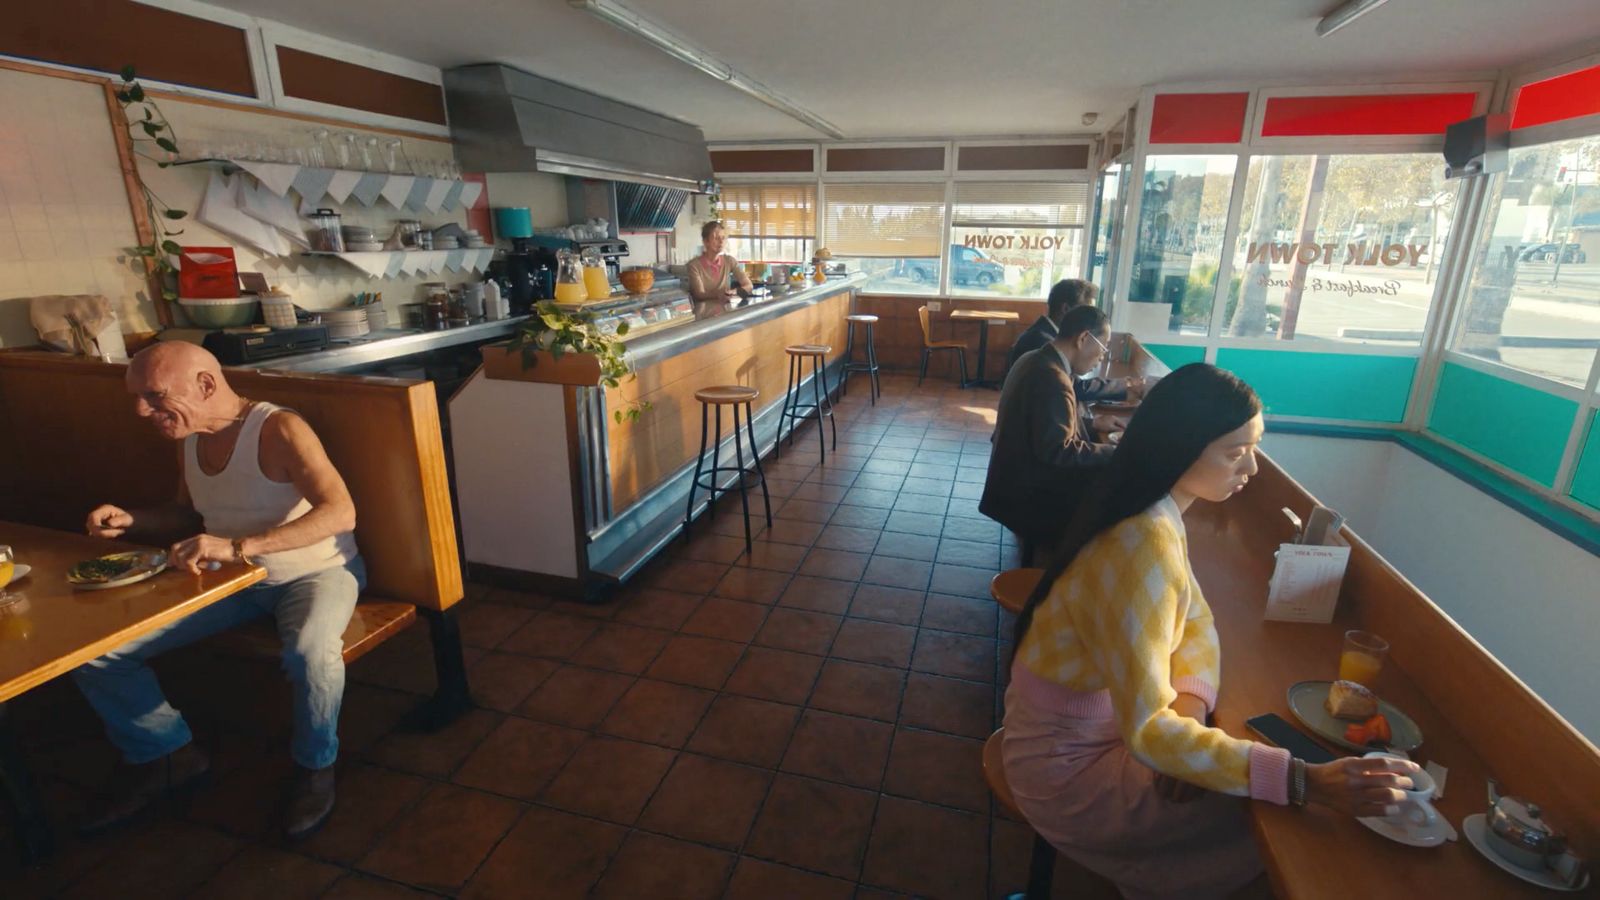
[1000,673,1264,900]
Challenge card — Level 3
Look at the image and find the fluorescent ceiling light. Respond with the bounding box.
[1316,0,1391,37]
[570,0,844,139]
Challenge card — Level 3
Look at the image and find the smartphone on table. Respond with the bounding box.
[1245,713,1339,765]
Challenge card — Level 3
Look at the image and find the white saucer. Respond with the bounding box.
[1358,811,1450,848]
[1462,814,1589,891]
[9,564,30,582]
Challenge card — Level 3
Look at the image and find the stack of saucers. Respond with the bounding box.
[322,307,369,340]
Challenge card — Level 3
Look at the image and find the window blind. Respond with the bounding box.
[822,182,946,257]
[952,182,1090,227]
[719,184,816,238]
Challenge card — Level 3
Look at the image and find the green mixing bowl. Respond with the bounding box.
[179,299,260,329]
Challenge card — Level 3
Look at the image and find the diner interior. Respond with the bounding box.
[3,1,1600,898]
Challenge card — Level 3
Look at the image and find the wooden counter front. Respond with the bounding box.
[601,290,851,510]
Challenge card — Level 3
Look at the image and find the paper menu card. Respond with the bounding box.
[1264,531,1350,623]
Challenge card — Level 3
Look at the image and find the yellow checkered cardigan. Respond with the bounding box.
[1014,495,1290,802]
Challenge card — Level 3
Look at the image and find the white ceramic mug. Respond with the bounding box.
[1364,751,1437,826]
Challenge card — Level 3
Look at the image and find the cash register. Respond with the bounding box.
[203,324,330,365]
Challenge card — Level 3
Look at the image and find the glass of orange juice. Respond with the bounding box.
[0,544,15,604]
[1339,630,1389,688]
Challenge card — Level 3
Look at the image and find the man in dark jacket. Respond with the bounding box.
[1006,279,1146,420]
[980,305,1117,557]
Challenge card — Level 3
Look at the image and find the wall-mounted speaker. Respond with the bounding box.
[1443,114,1508,180]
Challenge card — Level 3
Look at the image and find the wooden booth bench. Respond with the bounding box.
[0,351,470,727]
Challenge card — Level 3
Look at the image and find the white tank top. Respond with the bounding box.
[184,401,357,585]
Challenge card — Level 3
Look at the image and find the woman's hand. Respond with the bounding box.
[1305,755,1419,817]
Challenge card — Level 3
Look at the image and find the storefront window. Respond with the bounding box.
[1088,164,1126,300]
[823,182,945,296]
[948,182,1087,298]
[1224,153,1453,344]
[721,184,816,265]
[1454,134,1600,387]
[1128,155,1237,335]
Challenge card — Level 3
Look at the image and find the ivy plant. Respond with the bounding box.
[509,302,652,424]
[114,66,186,302]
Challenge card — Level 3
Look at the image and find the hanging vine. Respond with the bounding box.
[114,66,187,302]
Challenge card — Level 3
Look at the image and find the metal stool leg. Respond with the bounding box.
[809,354,826,462]
[731,402,753,552]
[866,322,881,404]
[709,403,723,519]
[745,399,772,526]
[841,321,855,398]
[817,355,837,451]
[685,400,709,533]
[777,353,798,456]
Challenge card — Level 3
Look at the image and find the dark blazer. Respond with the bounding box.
[1004,315,1130,405]
[980,345,1115,544]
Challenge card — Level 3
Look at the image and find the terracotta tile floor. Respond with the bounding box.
[1,373,1119,899]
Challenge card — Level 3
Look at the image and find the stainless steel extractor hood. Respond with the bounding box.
[443,64,714,193]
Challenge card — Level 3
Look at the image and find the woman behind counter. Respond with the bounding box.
[686,220,753,315]
[1002,363,1420,899]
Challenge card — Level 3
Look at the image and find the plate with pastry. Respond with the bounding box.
[1287,680,1423,753]
[67,551,167,591]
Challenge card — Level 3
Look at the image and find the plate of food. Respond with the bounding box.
[67,551,168,591]
[1287,679,1423,753]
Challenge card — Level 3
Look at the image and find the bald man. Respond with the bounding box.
[74,342,362,839]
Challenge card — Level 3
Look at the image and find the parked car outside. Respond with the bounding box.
[897,245,1005,286]
[1518,242,1587,263]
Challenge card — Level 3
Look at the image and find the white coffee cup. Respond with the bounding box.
[1364,751,1437,826]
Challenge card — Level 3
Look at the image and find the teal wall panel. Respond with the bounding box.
[1570,411,1600,510]
[1214,348,1415,423]
[1143,343,1206,371]
[1427,361,1577,488]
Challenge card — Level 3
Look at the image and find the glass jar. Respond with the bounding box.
[554,249,588,304]
[423,285,450,331]
[397,219,423,250]
[581,247,611,300]
[308,209,344,253]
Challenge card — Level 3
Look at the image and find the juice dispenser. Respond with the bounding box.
[554,249,588,304]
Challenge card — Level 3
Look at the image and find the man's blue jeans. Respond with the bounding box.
[71,558,365,770]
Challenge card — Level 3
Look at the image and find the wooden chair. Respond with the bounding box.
[917,305,969,386]
[984,728,1057,900]
[0,351,470,727]
[990,568,1044,616]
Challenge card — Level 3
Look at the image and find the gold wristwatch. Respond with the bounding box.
[232,537,249,564]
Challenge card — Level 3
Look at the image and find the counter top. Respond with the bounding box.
[244,316,530,374]
[623,273,867,370]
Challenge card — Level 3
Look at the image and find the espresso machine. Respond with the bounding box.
[489,238,555,315]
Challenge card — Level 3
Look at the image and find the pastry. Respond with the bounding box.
[1325,679,1378,720]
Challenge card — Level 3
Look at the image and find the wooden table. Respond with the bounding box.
[948,309,1020,389]
[0,521,265,861]
[1187,463,1593,899]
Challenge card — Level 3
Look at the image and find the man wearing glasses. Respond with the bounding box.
[1007,279,1146,435]
[981,304,1121,563]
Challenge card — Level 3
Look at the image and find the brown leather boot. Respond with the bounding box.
[284,765,336,840]
[79,743,210,836]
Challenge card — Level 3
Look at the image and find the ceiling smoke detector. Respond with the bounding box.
[1081,112,1099,127]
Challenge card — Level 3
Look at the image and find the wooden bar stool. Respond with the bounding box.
[990,567,1044,616]
[840,314,882,405]
[776,344,837,461]
[684,385,771,552]
[984,728,1056,900]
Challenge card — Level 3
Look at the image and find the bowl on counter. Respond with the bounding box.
[178,296,259,329]
[619,268,655,295]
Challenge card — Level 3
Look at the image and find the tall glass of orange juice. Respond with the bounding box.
[0,545,15,601]
[1339,630,1389,687]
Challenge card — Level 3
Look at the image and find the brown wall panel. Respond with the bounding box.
[826,146,947,172]
[276,46,446,126]
[958,144,1090,171]
[711,148,815,173]
[2,0,254,96]
[853,294,1046,379]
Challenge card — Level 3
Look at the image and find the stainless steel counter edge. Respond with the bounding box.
[621,273,868,370]
[243,316,533,373]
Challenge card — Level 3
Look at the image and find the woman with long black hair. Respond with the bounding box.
[1001,363,1420,899]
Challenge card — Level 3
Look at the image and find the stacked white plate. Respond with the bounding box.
[322,307,370,339]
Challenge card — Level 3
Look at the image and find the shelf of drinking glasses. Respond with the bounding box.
[299,248,495,279]
[171,158,480,213]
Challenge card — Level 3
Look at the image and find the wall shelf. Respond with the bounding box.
[299,248,494,279]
